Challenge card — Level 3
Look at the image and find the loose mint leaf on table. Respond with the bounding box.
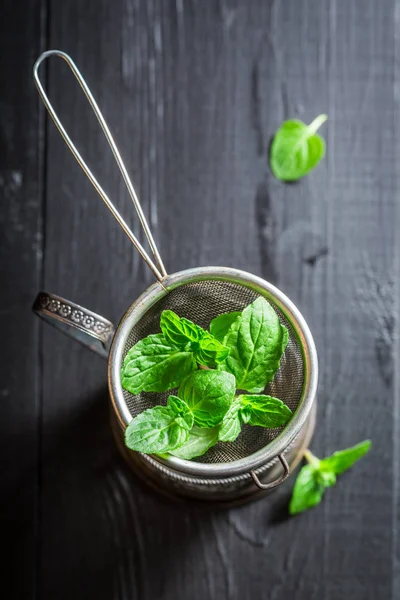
[178,370,236,428]
[288,465,327,515]
[219,395,292,443]
[124,406,190,454]
[170,426,220,460]
[320,440,372,475]
[121,333,197,394]
[218,297,288,393]
[289,440,371,515]
[270,114,328,181]
[210,312,241,343]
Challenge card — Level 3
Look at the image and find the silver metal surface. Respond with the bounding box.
[250,455,290,490]
[33,50,167,282]
[33,292,114,358]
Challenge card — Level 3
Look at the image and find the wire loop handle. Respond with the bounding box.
[33,50,167,282]
[250,454,290,490]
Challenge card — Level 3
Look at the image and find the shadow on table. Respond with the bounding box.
[3,383,293,598]
[5,385,233,599]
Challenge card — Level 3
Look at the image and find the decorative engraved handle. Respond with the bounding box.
[33,292,115,358]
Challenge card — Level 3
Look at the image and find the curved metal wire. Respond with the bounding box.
[33,50,167,282]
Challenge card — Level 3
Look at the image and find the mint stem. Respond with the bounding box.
[308,114,328,135]
[304,449,321,468]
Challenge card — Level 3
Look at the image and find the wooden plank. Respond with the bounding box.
[39,1,398,599]
[0,1,45,597]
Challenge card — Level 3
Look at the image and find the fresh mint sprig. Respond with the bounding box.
[121,311,230,394]
[289,440,372,515]
[122,298,292,460]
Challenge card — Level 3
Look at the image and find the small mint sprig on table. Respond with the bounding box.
[289,440,372,515]
[270,114,328,181]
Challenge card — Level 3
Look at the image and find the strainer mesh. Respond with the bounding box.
[121,280,304,464]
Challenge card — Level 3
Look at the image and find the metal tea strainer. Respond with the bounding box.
[33,50,318,506]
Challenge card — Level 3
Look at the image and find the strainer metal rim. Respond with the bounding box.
[108,266,318,478]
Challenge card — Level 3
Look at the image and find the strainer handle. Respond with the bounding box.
[33,292,114,359]
[33,50,167,283]
[250,454,290,490]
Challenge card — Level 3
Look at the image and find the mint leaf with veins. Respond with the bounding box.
[121,334,197,394]
[210,312,241,343]
[218,297,288,393]
[167,395,194,430]
[195,332,230,366]
[170,426,220,460]
[178,370,236,428]
[219,395,292,443]
[218,398,242,442]
[239,395,292,428]
[124,406,190,454]
[160,310,204,347]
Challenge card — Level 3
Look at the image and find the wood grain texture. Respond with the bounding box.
[0,1,46,598]
[1,0,398,598]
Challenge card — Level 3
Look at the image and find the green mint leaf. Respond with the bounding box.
[170,426,220,460]
[124,406,189,454]
[218,394,291,442]
[160,310,230,367]
[218,398,242,442]
[210,312,241,343]
[320,440,372,475]
[195,332,230,367]
[175,414,194,430]
[281,326,289,354]
[270,114,327,181]
[167,395,194,429]
[289,465,326,515]
[178,370,236,428]
[218,297,288,393]
[167,394,190,416]
[239,395,292,428]
[121,333,197,394]
[160,310,203,348]
[315,469,336,488]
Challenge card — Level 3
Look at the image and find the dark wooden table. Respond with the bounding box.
[1,1,398,598]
